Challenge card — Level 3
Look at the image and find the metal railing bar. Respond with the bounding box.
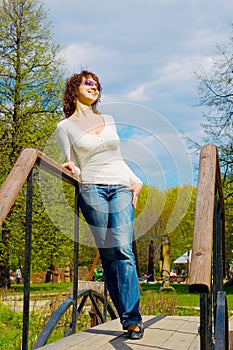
[215,291,229,350]
[76,294,89,315]
[33,289,117,349]
[213,193,224,318]
[89,292,105,324]
[22,169,33,350]
[103,280,108,322]
[72,185,79,334]
[32,296,74,349]
[200,292,213,349]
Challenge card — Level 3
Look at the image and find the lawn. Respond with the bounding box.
[140,282,233,310]
[4,281,233,309]
[1,281,233,349]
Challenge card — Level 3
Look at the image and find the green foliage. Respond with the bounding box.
[140,290,177,316]
[193,24,233,269]
[0,294,91,349]
[137,185,196,273]
[0,301,22,350]
[168,185,196,260]
[223,176,233,271]
[0,0,66,173]
[0,0,68,287]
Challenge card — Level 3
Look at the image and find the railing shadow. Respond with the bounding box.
[189,144,229,349]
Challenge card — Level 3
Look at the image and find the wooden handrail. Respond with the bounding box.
[0,148,80,227]
[189,144,225,293]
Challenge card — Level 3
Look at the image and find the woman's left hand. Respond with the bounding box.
[127,183,143,208]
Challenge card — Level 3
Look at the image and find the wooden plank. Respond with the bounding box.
[0,148,39,226]
[37,151,80,186]
[35,316,199,350]
[0,148,80,228]
[189,144,217,293]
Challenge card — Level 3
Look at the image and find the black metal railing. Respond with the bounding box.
[189,144,228,350]
[0,148,117,350]
[32,288,117,349]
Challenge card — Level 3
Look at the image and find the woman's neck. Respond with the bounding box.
[75,101,93,114]
[74,102,95,118]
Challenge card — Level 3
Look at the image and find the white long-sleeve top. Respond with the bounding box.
[56,114,142,186]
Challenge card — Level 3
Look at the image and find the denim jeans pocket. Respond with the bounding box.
[80,183,93,193]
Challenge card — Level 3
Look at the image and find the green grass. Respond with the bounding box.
[1,282,233,349]
[0,301,22,350]
[4,282,73,295]
[6,282,233,309]
[140,282,233,309]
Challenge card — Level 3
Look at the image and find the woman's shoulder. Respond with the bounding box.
[101,114,115,124]
[56,118,70,129]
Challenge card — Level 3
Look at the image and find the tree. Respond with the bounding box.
[0,0,66,287]
[194,23,233,269]
[136,185,196,275]
[194,24,233,187]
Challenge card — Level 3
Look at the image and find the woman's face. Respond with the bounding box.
[77,76,100,106]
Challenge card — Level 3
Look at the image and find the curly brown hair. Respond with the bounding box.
[63,69,102,118]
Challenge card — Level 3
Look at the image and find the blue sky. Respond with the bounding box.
[43,0,232,189]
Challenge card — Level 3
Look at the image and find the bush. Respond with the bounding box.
[0,301,22,350]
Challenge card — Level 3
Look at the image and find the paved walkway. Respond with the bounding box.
[36,315,200,350]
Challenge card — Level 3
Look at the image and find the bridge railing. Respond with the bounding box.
[189,144,228,349]
[0,148,117,350]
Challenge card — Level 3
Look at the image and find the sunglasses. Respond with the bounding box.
[83,79,100,91]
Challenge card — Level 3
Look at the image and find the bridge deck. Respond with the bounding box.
[36,315,200,350]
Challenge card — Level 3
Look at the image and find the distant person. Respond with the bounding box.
[181,269,187,282]
[64,262,71,282]
[15,268,22,284]
[51,264,59,283]
[56,69,144,339]
[45,264,53,283]
[170,270,176,277]
[147,240,155,282]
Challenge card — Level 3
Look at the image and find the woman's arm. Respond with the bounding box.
[56,123,81,175]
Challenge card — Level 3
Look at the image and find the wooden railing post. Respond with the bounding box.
[189,144,228,349]
[189,145,217,293]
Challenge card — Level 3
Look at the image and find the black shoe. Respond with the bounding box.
[127,324,144,339]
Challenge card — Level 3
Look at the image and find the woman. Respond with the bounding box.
[56,69,144,339]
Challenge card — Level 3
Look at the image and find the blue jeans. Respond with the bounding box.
[79,184,142,327]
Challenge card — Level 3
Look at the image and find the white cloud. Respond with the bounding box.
[127,84,150,102]
[61,42,118,73]
[44,0,232,186]
[125,53,219,104]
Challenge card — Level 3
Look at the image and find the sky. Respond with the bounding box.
[43,0,233,189]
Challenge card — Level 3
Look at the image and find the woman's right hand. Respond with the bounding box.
[62,161,75,174]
